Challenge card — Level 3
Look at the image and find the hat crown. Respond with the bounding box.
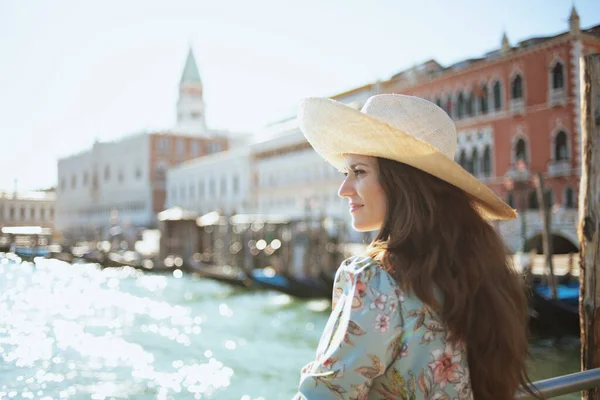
[360,94,457,160]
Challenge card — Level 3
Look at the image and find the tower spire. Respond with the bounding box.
[569,5,580,36]
[175,48,207,136]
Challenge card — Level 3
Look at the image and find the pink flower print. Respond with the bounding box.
[356,278,367,297]
[395,287,405,302]
[374,314,390,332]
[370,294,387,311]
[388,298,398,314]
[428,345,465,389]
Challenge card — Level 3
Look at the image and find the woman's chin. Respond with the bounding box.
[351,220,381,232]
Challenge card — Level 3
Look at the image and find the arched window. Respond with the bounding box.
[466,92,474,117]
[445,96,453,117]
[528,190,539,209]
[104,165,111,181]
[479,84,489,114]
[552,62,564,90]
[471,148,480,176]
[71,174,77,189]
[482,146,492,176]
[511,74,523,99]
[456,92,465,119]
[515,138,527,163]
[555,130,568,161]
[565,187,575,209]
[459,150,467,170]
[493,81,502,110]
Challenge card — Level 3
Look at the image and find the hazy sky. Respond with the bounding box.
[1,0,599,192]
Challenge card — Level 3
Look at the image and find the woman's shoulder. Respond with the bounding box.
[335,255,400,295]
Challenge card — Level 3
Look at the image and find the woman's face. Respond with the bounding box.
[338,154,387,232]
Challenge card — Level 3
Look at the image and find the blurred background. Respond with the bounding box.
[1,0,599,398]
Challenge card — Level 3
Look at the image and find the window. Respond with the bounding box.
[41,208,45,220]
[136,167,142,180]
[565,187,575,209]
[155,162,168,180]
[156,137,169,152]
[177,138,185,156]
[471,148,480,176]
[482,146,492,177]
[209,178,216,196]
[466,92,474,117]
[233,175,240,195]
[493,81,502,110]
[515,138,527,163]
[9,207,14,220]
[83,172,89,186]
[192,141,200,157]
[60,178,66,192]
[104,165,110,181]
[456,92,465,119]
[208,142,221,154]
[221,176,227,196]
[552,63,564,90]
[479,84,489,115]
[20,207,25,220]
[189,184,195,199]
[511,74,523,99]
[71,174,77,189]
[458,150,467,170]
[528,190,539,209]
[30,207,35,219]
[507,192,515,208]
[199,180,205,198]
[118,170,124,183]
[555,131,568,161]
[445,96,453,117]
[435,97,442,108]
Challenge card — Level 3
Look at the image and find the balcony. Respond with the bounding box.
[505,164,531,182]
[549,88,567,107]
[547,160,571,177]
[510,98,525,115]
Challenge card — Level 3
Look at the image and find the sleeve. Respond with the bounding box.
[294,258,404,399]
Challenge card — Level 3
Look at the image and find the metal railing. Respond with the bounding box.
[516,368,600,399]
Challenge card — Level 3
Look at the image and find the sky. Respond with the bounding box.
[1,0,599,192]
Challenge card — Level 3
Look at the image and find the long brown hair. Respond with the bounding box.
[367,157,538,400]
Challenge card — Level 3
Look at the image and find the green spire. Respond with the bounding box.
[180,48,202,85]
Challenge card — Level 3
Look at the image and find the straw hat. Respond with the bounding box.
[297,94,516,221]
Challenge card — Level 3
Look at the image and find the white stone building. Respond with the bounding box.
[55,49,235,242]
[0,190,56,231]
[165,146,254,215]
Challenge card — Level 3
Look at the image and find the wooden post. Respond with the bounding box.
[579,53,600,400]
[535,172,557,299]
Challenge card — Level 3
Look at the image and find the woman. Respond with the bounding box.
[293,94,537,400]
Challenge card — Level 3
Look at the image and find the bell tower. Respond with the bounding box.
[176,48,208,135]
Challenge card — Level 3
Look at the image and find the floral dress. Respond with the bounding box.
[294,256,473,400]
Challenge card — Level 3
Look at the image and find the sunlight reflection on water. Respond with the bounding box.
[0,255,582,399]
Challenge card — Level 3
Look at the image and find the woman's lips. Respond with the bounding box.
[349,205,363,213]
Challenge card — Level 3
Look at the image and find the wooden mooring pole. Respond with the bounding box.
[580,53,600,400]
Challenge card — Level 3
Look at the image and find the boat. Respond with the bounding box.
[530,280,580,337]
[249,267,331,299]
[185,261,254,288]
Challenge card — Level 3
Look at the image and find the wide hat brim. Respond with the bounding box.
[298,97,517,221]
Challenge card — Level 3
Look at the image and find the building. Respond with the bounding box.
[373,6,600,252]
[165,146,254,215]
[0,190,56,231]
[164,7,599,250]
[55,49,231,242]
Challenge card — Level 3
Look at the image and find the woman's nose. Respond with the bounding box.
[338,177,355,198]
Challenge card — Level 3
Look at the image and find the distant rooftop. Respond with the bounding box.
[0,191,56,201]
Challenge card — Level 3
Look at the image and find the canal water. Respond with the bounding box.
[0,256,581,399]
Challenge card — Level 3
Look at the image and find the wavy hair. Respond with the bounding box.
[366,157,538,400]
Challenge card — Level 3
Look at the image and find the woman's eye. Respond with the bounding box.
[342,171,348,177]
[354,169,365,176]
